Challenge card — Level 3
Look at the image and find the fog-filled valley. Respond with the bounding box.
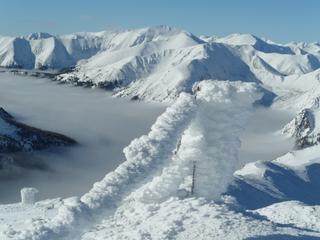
[0,72,165,203]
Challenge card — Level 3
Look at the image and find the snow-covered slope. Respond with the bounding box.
[0,35,72,70]
[232,145,320,209]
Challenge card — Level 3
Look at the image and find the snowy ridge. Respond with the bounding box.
[13,81,260,239]
[0,26,200,71]
[214,33,293,54]
[51,31,320,103]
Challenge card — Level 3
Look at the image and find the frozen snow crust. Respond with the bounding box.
[9,81,261,239]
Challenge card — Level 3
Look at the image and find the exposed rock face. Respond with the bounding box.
[0,107,76,153]
[282,108,319,149]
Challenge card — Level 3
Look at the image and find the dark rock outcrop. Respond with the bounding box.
[0,107,76,153]
[282,108,318,149]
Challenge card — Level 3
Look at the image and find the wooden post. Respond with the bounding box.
[191,161,196,195]
[174,138,182,155]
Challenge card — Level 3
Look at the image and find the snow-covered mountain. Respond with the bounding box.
[1,26,319,103]
[2,26,320,239]
[2,26,320,146]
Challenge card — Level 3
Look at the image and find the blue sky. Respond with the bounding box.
[0,0,318,43]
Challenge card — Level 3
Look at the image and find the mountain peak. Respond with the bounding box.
[216,33,260,45]
[25,32,53,40]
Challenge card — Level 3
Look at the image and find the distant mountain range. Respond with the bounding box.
[0,26,318,101]
[2,25,320,148]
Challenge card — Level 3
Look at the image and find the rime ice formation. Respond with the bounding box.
[20,188,38,205]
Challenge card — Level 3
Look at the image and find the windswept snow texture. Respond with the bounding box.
[9,81,263,240]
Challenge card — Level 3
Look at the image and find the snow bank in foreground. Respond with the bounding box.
[80,198,317,240]
[0,198,63,239]
[14,80,260,240]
